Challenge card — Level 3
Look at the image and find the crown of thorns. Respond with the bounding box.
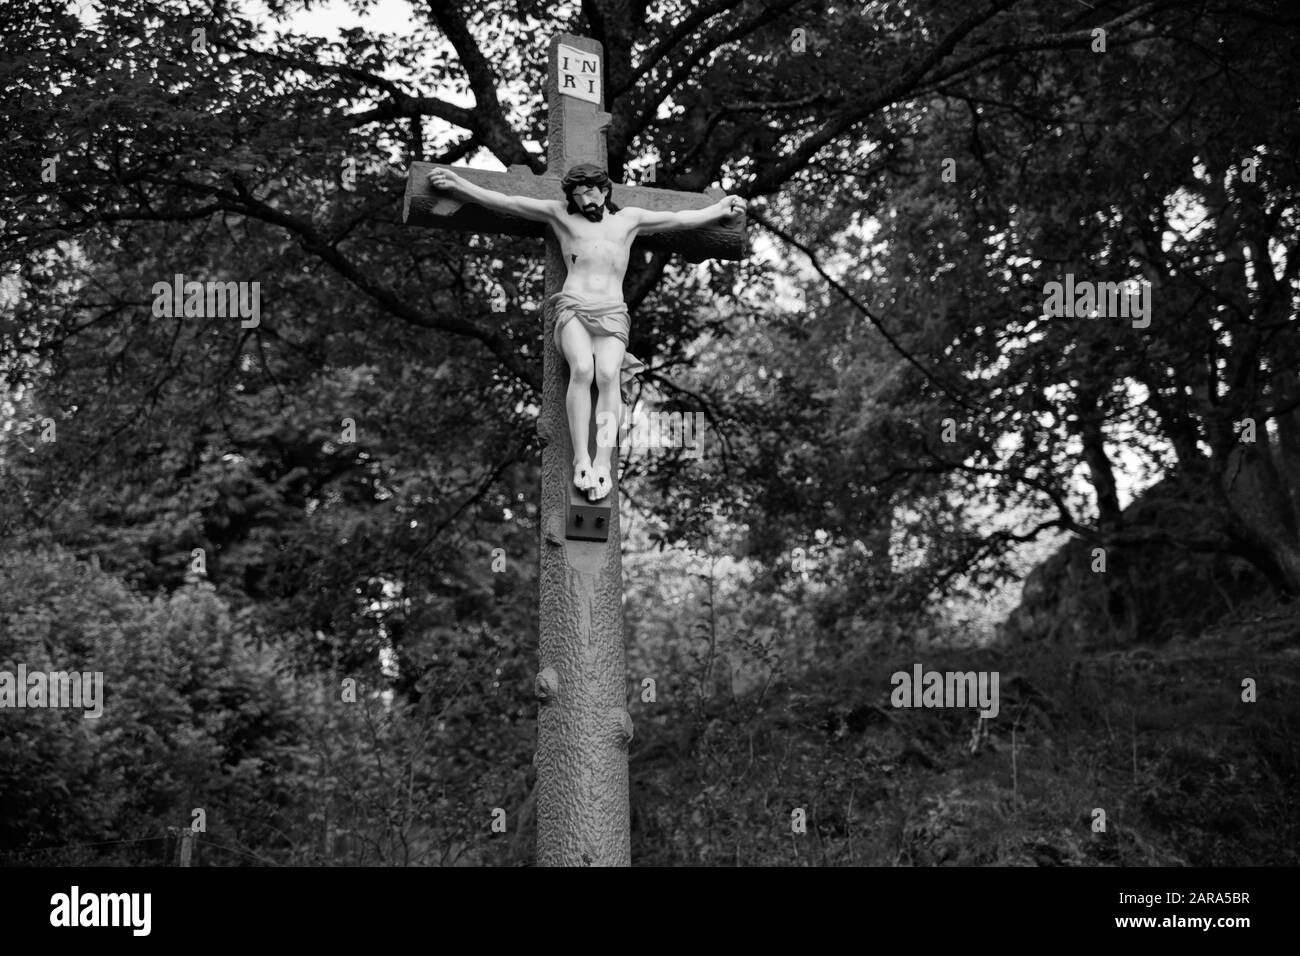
[561,164,612,195]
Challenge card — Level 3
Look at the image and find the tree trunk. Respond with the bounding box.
[1072,381,1139,638]
[1218,437,1300,597]
[1276,406,1300,535]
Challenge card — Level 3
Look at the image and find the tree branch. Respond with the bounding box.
[750,209,981,413]
[424,0,539,171]
[227,178,542,391]
[618,0,804,156]
[744,0,1172,198]
[210,38,479,131]
[612,0,749,100]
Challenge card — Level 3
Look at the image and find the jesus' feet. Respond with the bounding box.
[573,460,595,492]
[587,464,612,502]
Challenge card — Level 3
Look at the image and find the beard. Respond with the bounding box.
[579,203,605,222]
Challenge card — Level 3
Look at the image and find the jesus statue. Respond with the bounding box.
[428,163,746,502]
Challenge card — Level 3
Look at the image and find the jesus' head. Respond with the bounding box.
[562,163,621,222]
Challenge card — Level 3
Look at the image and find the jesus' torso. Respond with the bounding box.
[547,206,639,302]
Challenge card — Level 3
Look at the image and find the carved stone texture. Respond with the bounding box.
[535,667,560,701]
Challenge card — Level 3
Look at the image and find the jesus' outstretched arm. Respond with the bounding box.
[427,168,561,223]
[631,196,747,233]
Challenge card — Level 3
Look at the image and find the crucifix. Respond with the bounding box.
[403,33,746,866]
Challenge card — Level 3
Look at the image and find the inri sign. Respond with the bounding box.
[556,43,600,104]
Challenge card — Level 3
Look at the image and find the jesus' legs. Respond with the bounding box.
[559,319,596,491]
[590,336,627,502]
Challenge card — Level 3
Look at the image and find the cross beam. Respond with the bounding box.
[403,164,747,263]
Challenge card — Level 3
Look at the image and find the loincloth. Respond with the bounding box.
[545,291,646,388]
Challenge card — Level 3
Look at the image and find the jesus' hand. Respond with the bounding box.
[720,196,747,217]
[428,168,468,196]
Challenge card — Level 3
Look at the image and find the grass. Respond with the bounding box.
[628,596,1300,866]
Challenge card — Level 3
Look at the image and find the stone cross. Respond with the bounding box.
[403,33,746,866]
